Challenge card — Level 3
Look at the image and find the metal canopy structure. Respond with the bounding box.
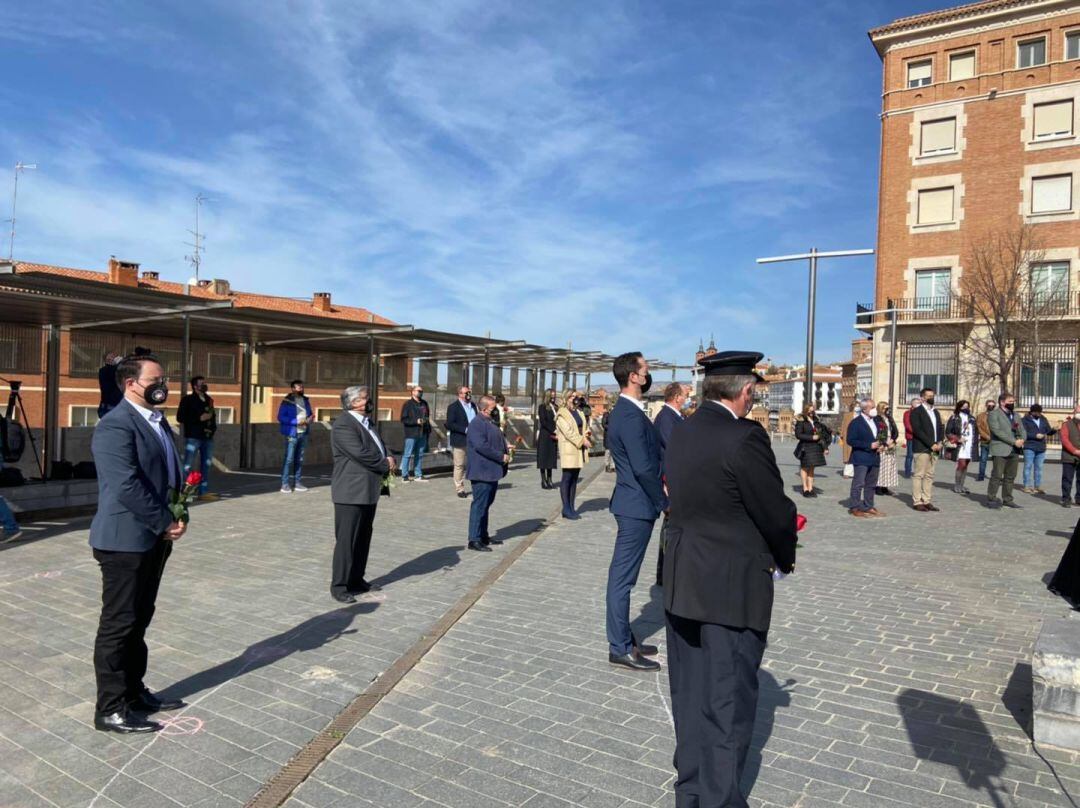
[0,264,689,473]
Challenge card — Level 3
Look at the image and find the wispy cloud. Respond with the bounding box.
[0,0,895,368]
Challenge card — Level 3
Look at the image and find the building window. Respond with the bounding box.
[1018,342,1076,410]
[1018,38,1047,68]
[1033,100,1074,140]
[904,343,957,405]
[206,352,237,382]
[214,407,234,425]
[949,51,975,81]
[907,60,932,88]
[316,408,337,422]
[283,359,307,383]
[1067,31,1079,60]
[915,268,952,311]
[70,406,100,427]
[920,118,956,155]
[1032,174,1074,214]
[1030,261,1071,305]
[917,187,955,224]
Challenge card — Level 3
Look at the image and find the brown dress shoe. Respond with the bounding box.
[866,508,885,517]
[913,504,929,511]
[849,509,870,517]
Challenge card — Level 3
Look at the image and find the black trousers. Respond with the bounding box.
[666,611,766,808]
[560,468,581,514]
[1063,460,1080,502]
[93,540,172,716]
[332,503,377,596]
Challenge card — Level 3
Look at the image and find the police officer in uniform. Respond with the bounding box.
[663,351,797,807]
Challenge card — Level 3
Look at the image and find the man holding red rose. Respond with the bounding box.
[89,354,186,734]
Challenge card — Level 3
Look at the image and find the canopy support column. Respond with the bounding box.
[43,324,61,480]
[239,344,253,469]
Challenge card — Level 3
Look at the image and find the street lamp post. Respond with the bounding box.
[757,247,874,409]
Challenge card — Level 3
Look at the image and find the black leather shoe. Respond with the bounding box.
[129,690,184,713]
[1004,501,1022,509]
[481,537,504,546]
[925,504,941,512]
[467,542,492,552]
[95,710,161,734]
[332,592,356,603]
[634,642,659,657]
[351,580,381,594]
[609,651,660,672]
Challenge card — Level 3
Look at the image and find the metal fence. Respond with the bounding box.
[1016,340,1077,410]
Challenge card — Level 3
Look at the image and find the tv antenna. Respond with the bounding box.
[8,162,37,260]
[184,193,209,282]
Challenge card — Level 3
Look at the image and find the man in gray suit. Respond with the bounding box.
[986,391,1025,509]
[331,385,395,603]
[90,354,187,733]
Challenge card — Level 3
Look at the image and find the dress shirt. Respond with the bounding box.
[860,413,878,434]
[462,399,476,424]
[923,403,938,441]
[619,393,646,412]
[665,403,685,420]
[126,398,179,489]
[348,410,386,458]
[710,401,740,420]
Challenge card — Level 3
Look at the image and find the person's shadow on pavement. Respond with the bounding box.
[741,671,794,794]
[161,601,378,700]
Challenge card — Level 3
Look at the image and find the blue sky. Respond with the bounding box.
[2,0,951,370]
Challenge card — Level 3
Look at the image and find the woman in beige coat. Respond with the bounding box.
[556,390,591,519]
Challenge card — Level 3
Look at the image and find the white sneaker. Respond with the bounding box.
[293,483,309,493]
[2,529,24,543]
[280,485,292,494]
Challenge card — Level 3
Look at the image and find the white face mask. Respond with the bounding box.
[868,408,878,418]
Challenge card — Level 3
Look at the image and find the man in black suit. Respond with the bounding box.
[90,354,187,733]
[330,385,395,603]
[444,384,476,499]
[909,386,944,512]
[653,382,687,586]
[664,350,797,807]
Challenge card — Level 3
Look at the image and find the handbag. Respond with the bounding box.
[843,462,855,478]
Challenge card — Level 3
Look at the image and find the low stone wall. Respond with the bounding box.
[1034,613,1080,750]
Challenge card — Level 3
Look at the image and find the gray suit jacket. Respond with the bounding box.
[89,400,181,552]
[987,407,1023,458]
[331,413,391,505]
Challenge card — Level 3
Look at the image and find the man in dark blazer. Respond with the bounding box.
[664,350,797,808]
[846,398,884,518]
[90,354,186,733]
[465,395,510,552]
[909,386,944,512]
[444,384,476,498]
[605,352,664,672]
[331,385,395,603]
[652,382,687,586]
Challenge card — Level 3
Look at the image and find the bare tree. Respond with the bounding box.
[959,224,1052,398]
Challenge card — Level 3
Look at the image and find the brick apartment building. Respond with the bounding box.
[865,0,1080,415]
[2,258,411,430]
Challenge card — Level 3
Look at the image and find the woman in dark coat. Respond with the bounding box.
[793,403,830,498]
[1049,519,1080,606]
[536,388,559,489]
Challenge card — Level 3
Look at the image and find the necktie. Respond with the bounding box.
[149,411,179,488]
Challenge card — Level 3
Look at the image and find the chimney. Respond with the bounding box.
[141,270,159,281]
[211,278,230,295]
[108,257,139,287]
[313,292,332,312]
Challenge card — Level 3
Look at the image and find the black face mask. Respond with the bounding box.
[197,383,208,394]
[1004,403,1015,413]
[925,397,935,406]
[464,393,472,402]
[573,396,587,409]
[639,372,652,395]
[139,381,169,407]
[961,408,970,414]
[361,400,374,416]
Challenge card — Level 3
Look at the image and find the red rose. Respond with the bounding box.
[185,471,203,487]
[796,514,807,532]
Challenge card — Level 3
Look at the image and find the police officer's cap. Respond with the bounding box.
[699,350,766,382]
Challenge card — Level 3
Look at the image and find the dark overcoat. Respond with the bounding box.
[536,402,558,470]
[663,401,797,634]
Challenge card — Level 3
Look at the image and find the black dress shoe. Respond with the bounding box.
[1004,501,1022,509]
[609,651,660,672]
[467,542,492,552]
[481,536,504,546]
[95,710,161,734]
[457,491,469,499]
[925,504,940,512]
[633,642,659,656]
[351,580,381,594]
[332,592,356,603]
[129,690,184,713]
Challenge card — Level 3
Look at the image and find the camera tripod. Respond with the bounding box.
[1,378,45,480]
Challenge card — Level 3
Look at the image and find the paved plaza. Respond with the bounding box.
[2,448,1080,807]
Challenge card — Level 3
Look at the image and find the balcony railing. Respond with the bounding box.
[855,293,1080,324]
